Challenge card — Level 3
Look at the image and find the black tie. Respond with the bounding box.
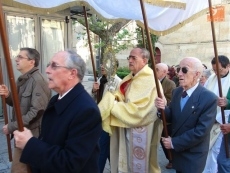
[181,91,187,98]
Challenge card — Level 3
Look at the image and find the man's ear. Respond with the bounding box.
[69,69,77,79]
[30,59,35,66]
[195,71,201,79]
[143,58,148,64]
[227,64,230,69]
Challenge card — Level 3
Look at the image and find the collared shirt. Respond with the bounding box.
[58,88,73,100]
[185,82,199,97]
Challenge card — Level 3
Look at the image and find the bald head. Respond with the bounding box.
[182,57,203,77]
[178,57,203,90]
[156,63,168,80]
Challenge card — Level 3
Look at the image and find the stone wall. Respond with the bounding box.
[157,3,230,69]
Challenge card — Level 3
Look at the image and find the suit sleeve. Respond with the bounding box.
[163,80,176,106]
[20,107,102,173]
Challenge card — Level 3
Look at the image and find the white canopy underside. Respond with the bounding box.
[2,0,215,35]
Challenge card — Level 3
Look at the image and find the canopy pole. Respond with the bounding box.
[0,1,31,171]
[208,0,229,158]
[139,0,172,161]
[83,6,100,103]
[141,27,146,48]
[0,58,12,162]
[0,0,23,131]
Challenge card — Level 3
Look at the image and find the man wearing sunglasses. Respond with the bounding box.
[12,50,102,173]
[0,47,51,173]
[155,57,217,173]
[203,55,230,173]
[99,47,163,173]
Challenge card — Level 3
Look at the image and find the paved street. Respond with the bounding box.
[0,117,175,173]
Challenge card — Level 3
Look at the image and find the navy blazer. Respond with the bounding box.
[20,83,102,173]
[164,84,217,173]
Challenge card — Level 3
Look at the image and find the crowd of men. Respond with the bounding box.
[1,47,230,173]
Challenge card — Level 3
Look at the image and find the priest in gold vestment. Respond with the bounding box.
[99,47,164,173]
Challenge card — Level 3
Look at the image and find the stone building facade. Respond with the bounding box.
[156,2,230,68]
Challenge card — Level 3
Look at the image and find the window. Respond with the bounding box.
[41,19,64,73]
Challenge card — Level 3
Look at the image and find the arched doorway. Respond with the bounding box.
[155,47,161,63]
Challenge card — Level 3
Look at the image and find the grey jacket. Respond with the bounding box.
[6,67,51,137]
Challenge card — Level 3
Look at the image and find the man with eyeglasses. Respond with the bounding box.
[12,50,102,173]
[155,57,217,173]
[98,47,163,173]
[0,47,51,173]
[203,55,230,173]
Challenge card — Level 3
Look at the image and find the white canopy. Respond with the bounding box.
[2,0,214,35]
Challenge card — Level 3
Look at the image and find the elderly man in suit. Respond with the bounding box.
[12,50,102,173]
[155,57,217,173]
[156,63,176,169]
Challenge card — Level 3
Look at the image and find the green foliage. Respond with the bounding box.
[135,26,158,51]
[73,17,133,55]
[116,67,130,79]
[112,28,134,53]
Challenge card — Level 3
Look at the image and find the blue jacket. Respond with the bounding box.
[20,83,102,173]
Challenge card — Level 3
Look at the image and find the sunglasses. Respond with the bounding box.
[176,67,188,74]
[47,62,70,70]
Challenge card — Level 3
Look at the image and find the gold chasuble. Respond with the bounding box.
[99,65,163,173]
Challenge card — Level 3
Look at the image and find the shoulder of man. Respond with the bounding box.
[195,85,218,102]
[30,70,47,82]
[163,77,176,87]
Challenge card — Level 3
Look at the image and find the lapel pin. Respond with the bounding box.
[192,106,194,109]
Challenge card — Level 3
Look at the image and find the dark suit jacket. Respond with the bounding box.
[164,84,217,173]
[20,83,102,173]
[161,77,176,105]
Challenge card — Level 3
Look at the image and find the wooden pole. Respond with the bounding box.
[0,1,31,171]
[0,0,23,131]
[0,58,12,162]
[139,0,172,161]
[82,6,100,103]
[208,0,229,158]
[141,27,146,48]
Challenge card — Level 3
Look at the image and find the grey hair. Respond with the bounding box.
[139,48,150,60]
[64,50,86,81]
[202,69,212,78]
[194,61,203,73]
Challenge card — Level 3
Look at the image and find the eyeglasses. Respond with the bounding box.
[212,68,223,73]
[127,55,137,60]
[176,67,188,74]
[15,55,29,60]
[47,62,70,70]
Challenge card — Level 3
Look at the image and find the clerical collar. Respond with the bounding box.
[221,71,229,78]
